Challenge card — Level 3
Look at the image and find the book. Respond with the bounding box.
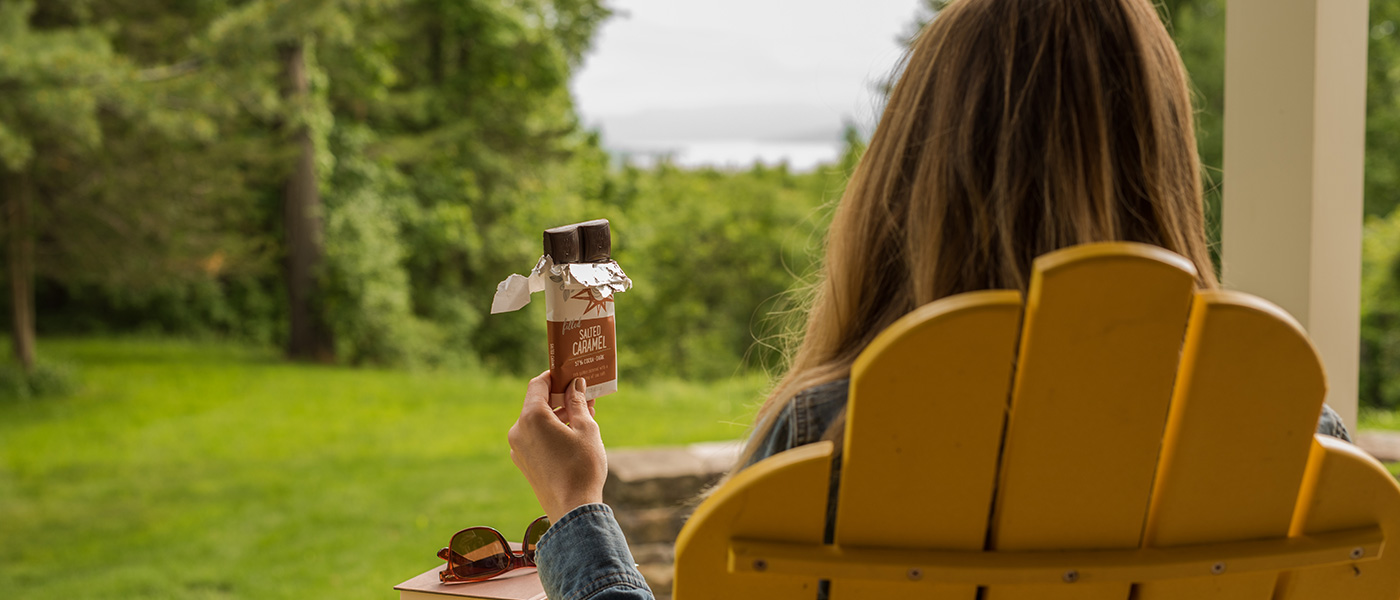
[394,564,546,600]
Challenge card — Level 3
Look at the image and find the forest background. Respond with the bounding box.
[7,0,1400,408]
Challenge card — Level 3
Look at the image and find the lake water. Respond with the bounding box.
[610,139,845,172]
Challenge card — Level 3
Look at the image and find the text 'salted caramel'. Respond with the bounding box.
[490,219,631,402]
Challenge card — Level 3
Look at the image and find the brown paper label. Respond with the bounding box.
[547,315,617,396]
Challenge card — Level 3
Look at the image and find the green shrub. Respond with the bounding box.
[1361,210,1400,410]
[321,125,438,366]
[0,361,78,401]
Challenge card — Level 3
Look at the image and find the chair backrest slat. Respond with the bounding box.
[672,442,833,599]
[832,290,1022,599]
[984,244,1196,600]
[1136,292,1326,599]
[1277,437,1400,599]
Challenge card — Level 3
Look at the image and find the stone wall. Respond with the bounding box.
[1357,431,1400,463]
[602,440,741,600]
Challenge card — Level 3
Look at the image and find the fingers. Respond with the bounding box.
[519,372,596,430]
[526,369,551,405]
[523,371,553,415]
[561,377,596,429]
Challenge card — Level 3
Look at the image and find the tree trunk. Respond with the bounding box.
[5,169,36,374]
[280,40,334,362]
[428,19,445,85]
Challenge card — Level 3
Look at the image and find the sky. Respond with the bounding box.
[570,0,924,166]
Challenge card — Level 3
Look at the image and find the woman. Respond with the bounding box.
[506,0,1353,598]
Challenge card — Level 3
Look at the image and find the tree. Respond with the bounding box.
[327,0,612,367]
[1159,0,1226,265]
[0,1,121,374]
[1365,0,1400,219]
[201,0,369,361]
[279,38,334,360]
[2,0,276,376]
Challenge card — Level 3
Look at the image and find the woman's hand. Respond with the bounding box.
[507,371,607,524]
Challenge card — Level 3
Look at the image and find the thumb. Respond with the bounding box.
[562,377,594,427]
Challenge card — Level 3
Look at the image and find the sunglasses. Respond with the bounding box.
[437,516,551,584]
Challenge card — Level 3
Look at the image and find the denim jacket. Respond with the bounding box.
[534,379,1354,600]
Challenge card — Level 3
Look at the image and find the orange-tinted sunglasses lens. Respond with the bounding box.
[522,516,550,563]
[444,528,511,581]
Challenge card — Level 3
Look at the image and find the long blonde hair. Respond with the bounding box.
[735,0,1218,469]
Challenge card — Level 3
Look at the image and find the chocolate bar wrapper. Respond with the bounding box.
[544,272,617,401]
[491,255,631,402]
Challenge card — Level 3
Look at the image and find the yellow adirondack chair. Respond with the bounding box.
[673,242,1400,599]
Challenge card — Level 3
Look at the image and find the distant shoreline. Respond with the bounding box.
[607,139,844,172]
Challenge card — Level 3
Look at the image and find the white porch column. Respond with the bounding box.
[1222,0,1369,430]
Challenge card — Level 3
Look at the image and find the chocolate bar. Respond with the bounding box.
[490,219,632,403]
[542,220,620,401]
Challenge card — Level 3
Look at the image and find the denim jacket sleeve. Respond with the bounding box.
[1317,404,1352,443]
[535,503,653,600]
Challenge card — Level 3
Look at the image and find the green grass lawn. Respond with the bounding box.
[0,338,759,599]
[1358,410,1400,478]
[1361,407,1400,431]
[1342,411,1400,491]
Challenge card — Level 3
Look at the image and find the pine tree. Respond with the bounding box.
[0,1,121,373]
